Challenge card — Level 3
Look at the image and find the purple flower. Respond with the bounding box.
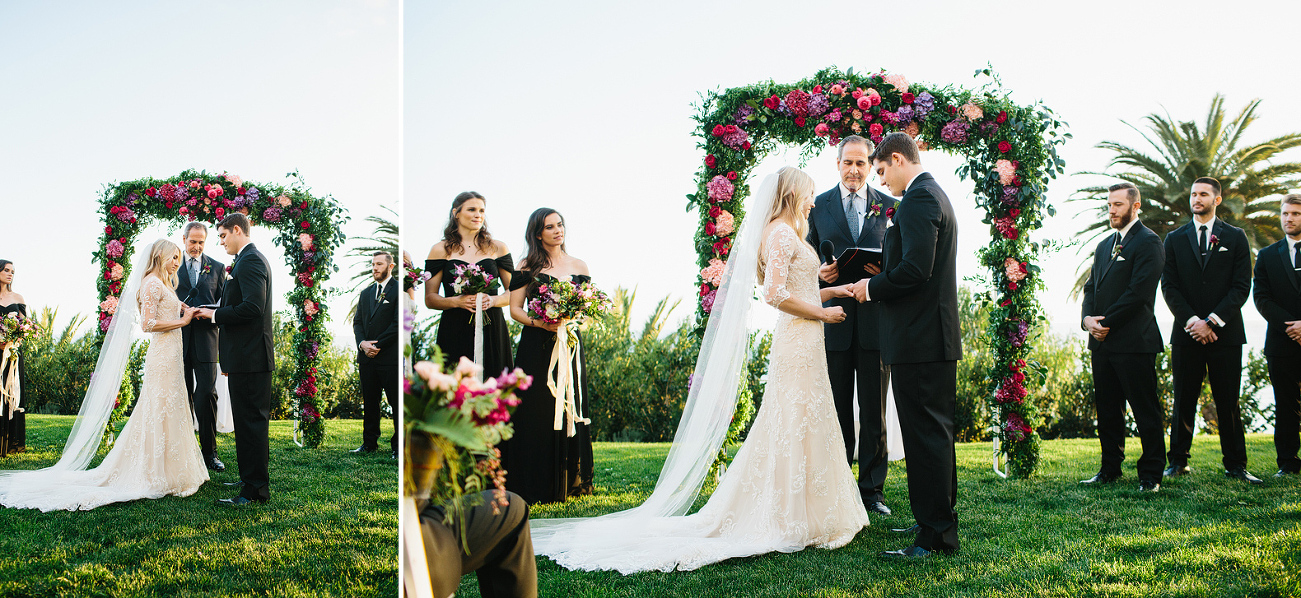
[721,127,749,150]
[701,289,718,313]
[246,187,260,201]
[733,105,755,125]
[706,175,735,202]
[940,119,970,144]
[827,108,842,122]
[807,93,829,117]
[1007,320,1029,348]
[262,206,282,222]
[895,105,915,123]
[1001,186,1020,208]
[126,192,139,205]
[913,92,935,118]
[302,251,317,264]
[776,102,792,118]
[115,206,136,223]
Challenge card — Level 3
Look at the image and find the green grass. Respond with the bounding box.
[459,435,1301,598]
[0,415,397,598]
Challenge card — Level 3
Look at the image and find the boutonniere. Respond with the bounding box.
[885,206,896,220]
[224,265,232,275]
[378,291,387,304]
[201,263,212,276]
[1111,243,1123,259]
[1209,234,1220,249]
[868,200,882,218]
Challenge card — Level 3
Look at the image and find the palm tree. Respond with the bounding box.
[344,204,399,292]
[1069,94,1301,294]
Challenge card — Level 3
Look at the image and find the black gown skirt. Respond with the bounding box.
[0,303,27,456]
[426,255,514,378]
[499,271,594,504]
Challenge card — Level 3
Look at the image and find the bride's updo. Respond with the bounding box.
[136,239,182,309]
[756,166,815,280]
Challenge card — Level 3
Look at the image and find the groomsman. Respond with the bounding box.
[1160,177,1260,483]
[1081,182,1166,492]
[808,134,896,516]
[177,222,226,472]
[1253,194,1301,477]
[353,252,399,457]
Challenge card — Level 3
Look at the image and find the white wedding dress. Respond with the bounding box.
[0,276,209,511]
[532,222,869,573]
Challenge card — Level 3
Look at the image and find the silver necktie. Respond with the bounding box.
[190,258,199,286]
[847,192,861,240]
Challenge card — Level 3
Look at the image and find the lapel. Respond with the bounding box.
[1096,231,1122,285]
[1283,241,1301,294]
[366,280,388,324]
[1202,219,1229,271]
[1185,221,1205,269]
[827,187,853,243]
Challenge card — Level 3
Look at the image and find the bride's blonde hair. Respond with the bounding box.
[757,166,815,282]
[136,239,182,309]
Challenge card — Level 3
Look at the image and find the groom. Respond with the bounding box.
[196,213,274,505]
[851,132,960,557]
[177,222,226,472]
[808,134,896,516]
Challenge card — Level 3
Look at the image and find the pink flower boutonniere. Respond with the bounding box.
[1209,234,1220,249]
[885,206,896,220]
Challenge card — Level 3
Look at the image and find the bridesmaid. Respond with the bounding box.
[0,260,26,456]
[503,208,594,504]
[424,192,514,378]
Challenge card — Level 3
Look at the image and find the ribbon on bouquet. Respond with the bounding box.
[549,321,590,436]
[0,344,22,420]
[473,293,485,381]
[401,497,435,598]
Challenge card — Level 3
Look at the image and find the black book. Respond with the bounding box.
[834,248,882,285]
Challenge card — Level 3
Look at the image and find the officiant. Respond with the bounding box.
[807,135,896,516]
[178,222,226,472]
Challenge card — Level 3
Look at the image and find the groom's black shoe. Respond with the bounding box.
[1136,480,1160,493]
[865,501,892,516]
[890,524,920,534]
[1079,471,1121,484]
[223,480,245,487]
[217,496,266,506]
[1162,464,1191,477]
[1226,469,1263,485]
[1275,469,1299,478]
[351,445,377,454]
[206,457,226,472]
[880,545,934,558]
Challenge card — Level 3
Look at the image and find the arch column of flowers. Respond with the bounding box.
[688,67,1068,476]
[96,169,347,448]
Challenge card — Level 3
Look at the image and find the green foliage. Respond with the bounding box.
[21,307,98,415]
[272,312,363,419]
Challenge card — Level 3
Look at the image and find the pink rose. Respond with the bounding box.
[814,122,830,136]
[857,96,871,110]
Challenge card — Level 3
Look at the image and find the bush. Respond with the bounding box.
[271,312,363,419]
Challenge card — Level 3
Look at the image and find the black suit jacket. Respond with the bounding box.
[177,254,226,363]
[807,184,895,351]
[215,243,275,373]
[1081,220,1165,353]
[1160,219,1251,346]
[1253,239,1301,359]
[354,277,399,367]
[865,172,960,364]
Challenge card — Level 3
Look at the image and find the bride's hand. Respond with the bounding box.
[182,307,197,323]
[830,284,854,298]
[820,306,846,323]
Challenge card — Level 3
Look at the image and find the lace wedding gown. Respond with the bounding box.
[0,276,209,511]
[534,223,869,573]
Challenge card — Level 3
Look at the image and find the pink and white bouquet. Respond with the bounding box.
[450,263,498,295]
[0,312,41,348]
[526,279,613,327]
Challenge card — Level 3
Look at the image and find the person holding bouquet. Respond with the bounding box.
[504,208,606,504]
[0,260,27,456]
[424,192,514,378]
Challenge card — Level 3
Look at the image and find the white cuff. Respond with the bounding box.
[1185,315,1201,329]
[1208,313,1226,328]
[863,281,872,302]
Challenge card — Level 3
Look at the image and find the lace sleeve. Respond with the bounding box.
[761,224,797,308]
[140,277,162,333]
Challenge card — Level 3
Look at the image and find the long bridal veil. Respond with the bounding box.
[0,246,148,491]
[530,173,779,554]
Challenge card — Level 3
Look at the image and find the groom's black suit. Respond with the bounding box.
[865,172,960,553]
[354,276,400,452]
[214,243,274,501]
[807,184,896,504]
[1160,219,1251,471]
[1081,220,1166,483]
[1252,237,1301,473]
[177,253,225,462]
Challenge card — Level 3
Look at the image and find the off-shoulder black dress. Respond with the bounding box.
[425,255,515,378]
[499,271,594,504]
[0,302,27,456]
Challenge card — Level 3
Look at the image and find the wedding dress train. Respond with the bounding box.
[0,275,208,511]
[532,222,869,573]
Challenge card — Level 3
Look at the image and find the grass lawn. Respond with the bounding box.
[459,434,1300,597]
[0,415,397,598]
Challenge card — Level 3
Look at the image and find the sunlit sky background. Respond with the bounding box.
[407,0,1301,348]
[0,0,398,349]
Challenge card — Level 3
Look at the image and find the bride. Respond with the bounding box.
[0,239,210,511]
[531,166,870,573]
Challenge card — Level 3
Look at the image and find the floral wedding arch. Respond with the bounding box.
[690,67,1068,477]
[95,169,347,448]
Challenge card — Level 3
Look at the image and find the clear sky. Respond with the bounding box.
[0,0,398,348]
[406,0,1301,347]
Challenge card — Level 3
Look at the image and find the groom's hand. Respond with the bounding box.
[818,263,839,283]
[194,308,215,320]
[851,279,870,303]
[1084,316,1110,341]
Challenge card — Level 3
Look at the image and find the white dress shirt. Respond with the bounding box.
[211,243,249,325]
[1289,235,1301,270]
[1186,214,1225,330]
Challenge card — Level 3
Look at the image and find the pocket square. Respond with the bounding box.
[1116,255,1127,262]
[1218,246,1228,252]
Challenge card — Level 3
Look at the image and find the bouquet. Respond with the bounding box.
[526,279,613,327]
[449,263,498,296]
[403,254,431,292]
[0,312,41,349]
[405,352,531,549]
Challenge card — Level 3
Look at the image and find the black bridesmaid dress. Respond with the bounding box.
[500,271,594,504]
[425,255,515,378]
[0,302,27,456]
